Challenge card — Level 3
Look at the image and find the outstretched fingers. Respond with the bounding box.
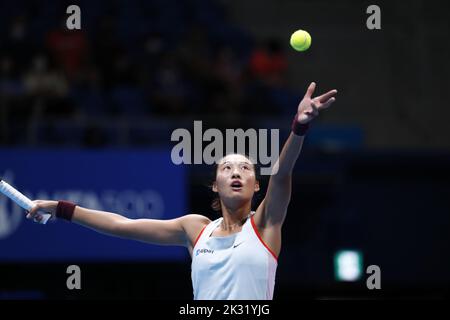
[319,97,336,110]
[304,82,316,99]
[317,89,337,103]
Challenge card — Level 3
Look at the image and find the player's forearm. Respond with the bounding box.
[272,133,305,178]
[53,203,187,246]
[270,81,336,178]
[72,206,130,237]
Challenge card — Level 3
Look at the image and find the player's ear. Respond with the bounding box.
[212,181,218,193]
[254,180,260,192]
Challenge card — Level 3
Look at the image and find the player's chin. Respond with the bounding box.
[227,189,252,201]
[228,186,247,195]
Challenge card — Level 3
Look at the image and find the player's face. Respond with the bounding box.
[213,154,259,205]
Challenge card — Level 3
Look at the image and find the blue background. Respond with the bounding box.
[0,149,187,261]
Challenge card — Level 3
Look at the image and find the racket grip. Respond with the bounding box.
[19,198,52,224]
[36,212,52,224]
[14,194,52,224]
[25,201,52,225]
[0,180,52,225]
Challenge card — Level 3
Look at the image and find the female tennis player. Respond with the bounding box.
[28,82,337,300]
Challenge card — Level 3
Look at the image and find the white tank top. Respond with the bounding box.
[191,212,278,300]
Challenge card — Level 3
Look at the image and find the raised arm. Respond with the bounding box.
[256,82,337,227]
[27,200,210,249]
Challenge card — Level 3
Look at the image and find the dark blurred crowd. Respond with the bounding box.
[0,0,298,146]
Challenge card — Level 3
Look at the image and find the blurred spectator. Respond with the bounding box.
[3,15,34,73]
[0,0,295,147]
[139,32,166,77]
[179,25,213,84]
[24,55,68,97]
[72,66,109,117]
[214,45,243,88]
[45,18,89,80]
[0,55,28,144]
[0,56,25,98]
[110,51,139,86]
[244,39,289,115]
[209,45,244,114]
[91,15,120,91]
[23,54,73,116]
[150,53,189,115]
[249,39,287,87]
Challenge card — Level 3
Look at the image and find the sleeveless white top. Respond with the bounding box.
[191,212,278,300]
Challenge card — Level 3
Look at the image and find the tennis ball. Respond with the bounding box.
[290,30,311,52]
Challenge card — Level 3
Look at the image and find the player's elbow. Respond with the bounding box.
[109,218,134,238]
[271,172,292,185]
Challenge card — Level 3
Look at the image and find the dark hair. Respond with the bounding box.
[210,154,261,212]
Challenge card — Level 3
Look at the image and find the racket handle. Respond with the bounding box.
[35,212,52,224]
[0,180,52,225]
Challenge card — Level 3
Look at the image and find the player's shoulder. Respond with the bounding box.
[180,214,211,228]
[180,214,212,245]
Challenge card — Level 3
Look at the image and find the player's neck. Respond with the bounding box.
[220,203,252,230]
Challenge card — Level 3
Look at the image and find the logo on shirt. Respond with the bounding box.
[233,241,245,248]
[196,248,215,256]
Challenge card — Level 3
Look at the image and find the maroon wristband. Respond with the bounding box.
[291,113,310,136]
[56,200,76,221]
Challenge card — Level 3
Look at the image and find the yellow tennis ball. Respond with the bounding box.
[290,30,311,52]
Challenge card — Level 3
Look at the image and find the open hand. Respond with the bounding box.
[296,82,337,124]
